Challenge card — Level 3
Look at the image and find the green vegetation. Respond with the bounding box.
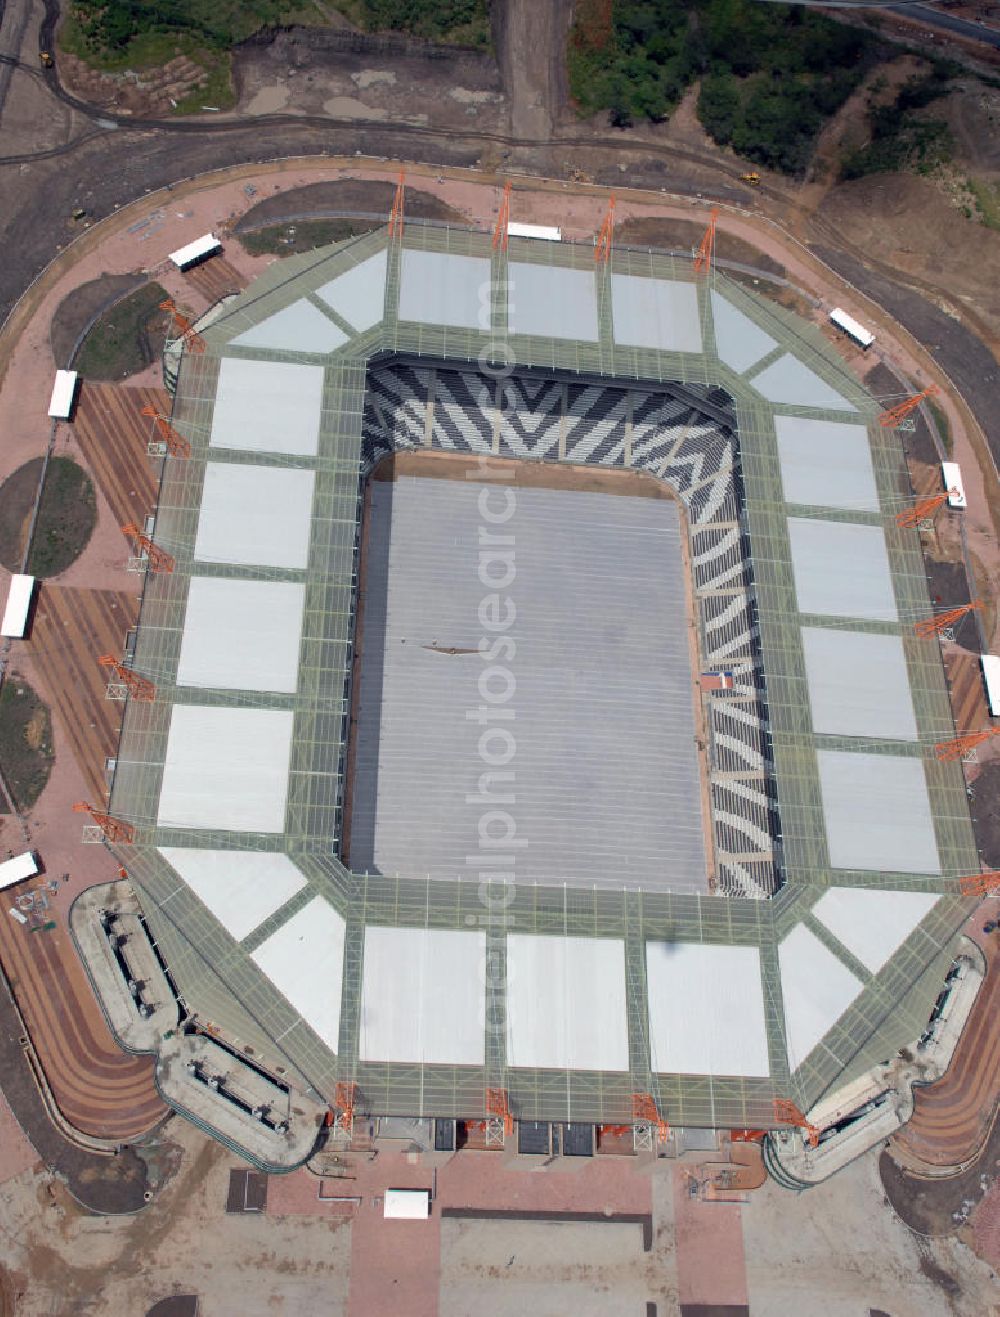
[568,0,876,174]
[60,1,330,110]
[65,0,307,59]
[968,178,1000,232]
[240,218,381,257]
[0,679,54,812]
[75,282,170,379]
[27,458,97,578]
[357,0,491,46]
[62,0,491,73]
[926,396,953,459]
[840,68,953,179]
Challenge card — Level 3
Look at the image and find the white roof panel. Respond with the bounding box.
[811,886,939,973]
[158,848,307,942]
[801,627,917,741]
[156,705,294,833]
[315,250,388,331]
[646,942,770,1077]
[774,416,879,512]
[751,354,857,412]
[505,935,629,1072]
[787,518,897,622]
[508,262,599,342]
[359,926,485,1066]
[779,924,863,1069]
[230,301,347,357]
[398,250,492,330]
[612,274,702,354]
[1,574,35,639]
[176,577,306,693]
[194,463,314,570]
[210,357,325,456]
[251,897,346,1052]
[817,750,941,874]
[710,291,777,374]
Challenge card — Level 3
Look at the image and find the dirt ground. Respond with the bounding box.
[969,760,1000,866]
[881,1116,1000,1239]
[373,448,677,500]
[0,1120,353,1316]
[235,178,469,231]
[819,171,1000,343]
[615,216,785,278]
[58,50,210,117]
[0,457,44,571]
[0,1130,994,1316]
[233,27,505,131]
[48,272,148,368]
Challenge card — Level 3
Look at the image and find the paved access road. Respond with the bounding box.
[892,3,1000,50]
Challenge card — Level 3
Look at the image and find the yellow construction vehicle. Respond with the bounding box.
[740,172,761,186]
[39,51,54,69]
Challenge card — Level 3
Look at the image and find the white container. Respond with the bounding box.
[47,370,78,419]
[383,1188,431,1219]
[169,234,221,270]
[941,462,966,510]
[0,575,35,638]
[829,307,874,349]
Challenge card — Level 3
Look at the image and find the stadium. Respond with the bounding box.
[103,216,979,1159]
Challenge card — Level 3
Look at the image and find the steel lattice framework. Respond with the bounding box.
[104,222,979,1134]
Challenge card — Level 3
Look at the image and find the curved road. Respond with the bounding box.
[891,3,1000,50]
[0,4,996,459]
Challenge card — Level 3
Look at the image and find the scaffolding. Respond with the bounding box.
[693,209,719,276]
[594,193,615,264]
[141,405,191,459]
[879,385,939,428]
[492,180,512,252]
[99,654,156,703]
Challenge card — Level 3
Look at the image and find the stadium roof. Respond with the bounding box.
[108,221,978,1132]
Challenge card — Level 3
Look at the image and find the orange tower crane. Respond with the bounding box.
[388,168,406,238]
[914,600,981,639]
[73,802,135,844]
[594,193,616,264]
[959,872,1000,898]
[121,523,175,573]
[141,405,191,458]
[493,181,512,252]
[878,384,939,428]
[693,208,719,275]
[159,299,205,354]
[772,1098,820,1147]
[934,728,1000,761]
[895,492,950,529]
[99,655,156,702]
[486,1086,514,1134]
[631,1092,671,1144]
[332,1080,357,1136]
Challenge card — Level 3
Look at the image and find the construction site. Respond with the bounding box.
[17,179,977,1195]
